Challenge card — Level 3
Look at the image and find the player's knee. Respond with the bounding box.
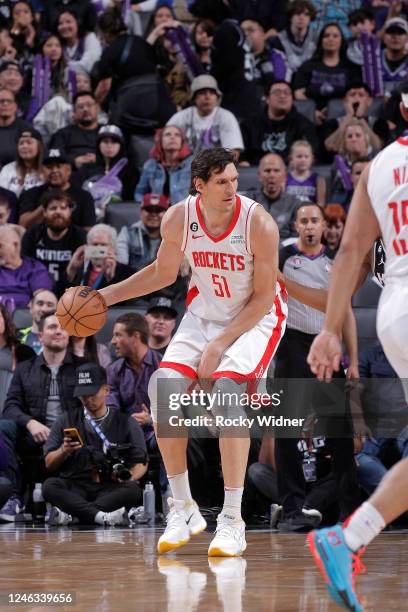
[148,367,190,423]
[210,376,247,420]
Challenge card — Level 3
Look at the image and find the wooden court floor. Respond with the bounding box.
[1,524,408,612]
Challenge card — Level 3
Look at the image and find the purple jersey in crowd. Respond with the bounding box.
[286,171,318,202]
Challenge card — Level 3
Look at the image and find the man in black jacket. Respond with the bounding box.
[43,363,147,526]
[241,80,318,164]
[0,313,86,522]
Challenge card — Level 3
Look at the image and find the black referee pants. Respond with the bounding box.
[43,477,142,524]
[272,328,360,518]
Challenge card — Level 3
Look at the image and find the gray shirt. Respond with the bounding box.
[280,244,335,335]
[46,364,62,427]
[250,189,300,240]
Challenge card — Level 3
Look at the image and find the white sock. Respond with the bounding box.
[343,502,386,552]
[94,511,106,525]
[168,471,193,503]
[221,487,243,519]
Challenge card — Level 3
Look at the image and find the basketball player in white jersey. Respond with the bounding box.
[305,92,408,611]
[98,148,287,557]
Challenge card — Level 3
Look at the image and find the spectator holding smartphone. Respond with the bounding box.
[42,362,147,526]
[66,223,133,291]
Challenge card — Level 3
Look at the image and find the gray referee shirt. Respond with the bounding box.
[280,244,335,335]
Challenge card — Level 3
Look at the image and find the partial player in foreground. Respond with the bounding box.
[305,90,408,611]
[65,149,287,557]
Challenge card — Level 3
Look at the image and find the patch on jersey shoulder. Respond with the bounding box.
[190,222,199,232]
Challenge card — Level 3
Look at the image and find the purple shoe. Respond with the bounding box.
[0,495,24,522]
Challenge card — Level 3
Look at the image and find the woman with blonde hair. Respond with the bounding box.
[330,118,379,203]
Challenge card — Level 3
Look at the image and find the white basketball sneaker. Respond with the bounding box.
[157,498,207,554]
[208,512,247,557]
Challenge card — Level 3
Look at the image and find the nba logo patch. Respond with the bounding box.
[294,257,302,268]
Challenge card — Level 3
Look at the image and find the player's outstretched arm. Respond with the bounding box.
[99,204,185,307]
[307,164,381,380]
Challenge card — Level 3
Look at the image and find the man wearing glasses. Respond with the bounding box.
[241,81,318,165]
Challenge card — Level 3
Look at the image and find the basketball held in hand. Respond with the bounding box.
[56,286,107,337]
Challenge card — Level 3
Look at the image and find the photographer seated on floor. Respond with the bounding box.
[43,363,148,527]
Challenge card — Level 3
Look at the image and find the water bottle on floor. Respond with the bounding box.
[32,483,46,522]
[143,482,155,524]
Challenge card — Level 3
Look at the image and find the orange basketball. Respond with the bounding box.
[56,286,107,337]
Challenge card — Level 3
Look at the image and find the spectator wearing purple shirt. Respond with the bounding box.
[0,224,53,308]
[107,312,161,441]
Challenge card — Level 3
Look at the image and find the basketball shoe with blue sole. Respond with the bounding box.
[307,525,365,611]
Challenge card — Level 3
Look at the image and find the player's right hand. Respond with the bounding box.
[306,330,342,381]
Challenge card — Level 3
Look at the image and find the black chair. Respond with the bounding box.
[104,201,140,233]
[12,308,32,329]
[326,98,345,121]
[294,99,316,123]
[129,134,155,169]
[353,307,378,352]
[313,164,332,199]
[352,277,382,308]
[238,166,260,193]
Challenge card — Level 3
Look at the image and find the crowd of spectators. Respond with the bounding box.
[0,0,406,530]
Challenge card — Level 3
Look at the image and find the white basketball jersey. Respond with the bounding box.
[181,193,258,323]
[368,138,408,283]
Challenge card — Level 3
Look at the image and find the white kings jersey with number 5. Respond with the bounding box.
[182,193,266,323]
[367,137,408,284]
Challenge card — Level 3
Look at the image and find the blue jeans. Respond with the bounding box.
[356,429,408,494]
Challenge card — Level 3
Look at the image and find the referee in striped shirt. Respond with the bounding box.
[273,202,360,531]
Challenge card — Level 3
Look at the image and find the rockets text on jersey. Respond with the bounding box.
[181,193,258,323]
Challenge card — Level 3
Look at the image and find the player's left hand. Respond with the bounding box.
[307,330,342,381]
[197,340,225,392]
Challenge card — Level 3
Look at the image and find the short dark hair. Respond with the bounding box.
[40,189,73,210]
[38,311,57,332]
[348,8,374,27]
[288,0,317,21]
[98,7,127,36]
[345,81,372,96]
[295,201,325,219]
[351,156,371,169]
[268,80,293,96]
[73,91,96,108]
[189,148,236,195]
[115,312,149,345]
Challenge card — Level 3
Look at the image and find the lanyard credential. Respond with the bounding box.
[84,408,112,451]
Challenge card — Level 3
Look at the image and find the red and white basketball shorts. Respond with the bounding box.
[160,289,287,388]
